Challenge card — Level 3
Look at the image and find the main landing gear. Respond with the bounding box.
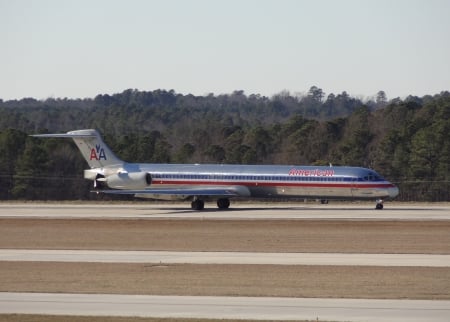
[217,198,230,209]
[191,199,205,210]
[191,198,231,210]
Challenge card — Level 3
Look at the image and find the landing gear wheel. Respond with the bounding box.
[191,200,205,210]
[217,198,230,209]
[375,199,384,210]
[320,199,329,204]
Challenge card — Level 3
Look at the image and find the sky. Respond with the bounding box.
[1,0,449,100]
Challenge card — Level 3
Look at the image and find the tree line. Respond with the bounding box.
[0,87,449,201]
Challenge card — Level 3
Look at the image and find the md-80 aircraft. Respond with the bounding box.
[33,129,399,210]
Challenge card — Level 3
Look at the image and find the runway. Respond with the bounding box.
[1,202,449,321]
[1,202,450,220]
[1,292,449,322]
[2,249,450,267]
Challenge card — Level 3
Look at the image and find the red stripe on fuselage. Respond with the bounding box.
[153,180,395,189]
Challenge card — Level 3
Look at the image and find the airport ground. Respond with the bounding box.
[0,201,449,321]
[0,317,271,322]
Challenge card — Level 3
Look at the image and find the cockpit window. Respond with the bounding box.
[363,171,385,181]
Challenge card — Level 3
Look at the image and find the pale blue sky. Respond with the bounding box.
[1,0,449,100]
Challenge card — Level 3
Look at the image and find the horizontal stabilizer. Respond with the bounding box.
[31,133,97,138]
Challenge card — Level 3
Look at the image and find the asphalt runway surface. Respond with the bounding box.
[1,249,449,267]
[1,202,449,321]
[1,202,450,220]
[1,292,450,322]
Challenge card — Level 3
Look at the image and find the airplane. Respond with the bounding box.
[32,129,399,210]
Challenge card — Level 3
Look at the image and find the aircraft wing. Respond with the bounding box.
[96,185,251,199]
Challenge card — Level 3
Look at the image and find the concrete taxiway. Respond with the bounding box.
[1,249,450,267]
[0,202,449,220]
[1,292,449,322]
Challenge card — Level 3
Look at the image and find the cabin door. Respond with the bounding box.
[350,178,359,198]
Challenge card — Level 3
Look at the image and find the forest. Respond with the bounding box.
[0,86,449,201]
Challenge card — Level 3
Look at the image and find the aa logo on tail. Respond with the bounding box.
[90,144,107,160]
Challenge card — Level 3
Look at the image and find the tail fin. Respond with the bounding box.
[32,129,123,168]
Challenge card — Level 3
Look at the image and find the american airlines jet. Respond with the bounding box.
[33,129,399,210]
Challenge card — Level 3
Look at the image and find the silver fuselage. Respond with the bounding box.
[101,163,399,201]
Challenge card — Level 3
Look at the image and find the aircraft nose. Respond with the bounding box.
[388,185,399,198]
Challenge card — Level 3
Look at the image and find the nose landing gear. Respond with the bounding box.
[375,199,384,210]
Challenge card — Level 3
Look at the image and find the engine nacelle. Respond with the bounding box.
[105,172,152,189]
